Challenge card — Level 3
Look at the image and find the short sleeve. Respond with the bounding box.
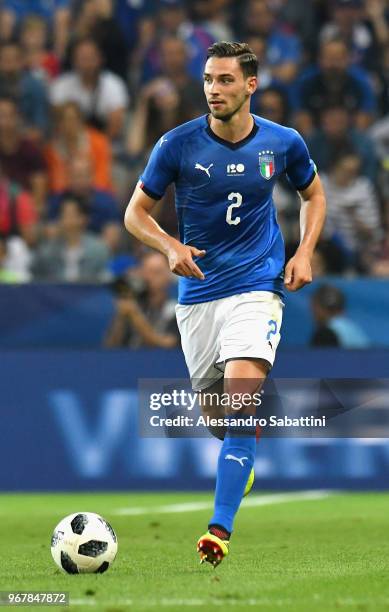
[285,129,316,191]
[139,136,179,200]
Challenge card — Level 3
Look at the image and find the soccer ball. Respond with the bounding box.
[51,512,118,574]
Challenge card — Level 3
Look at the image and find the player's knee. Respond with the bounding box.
[201,407,226,440]
[198,379,226,439]
[206,424,226,440]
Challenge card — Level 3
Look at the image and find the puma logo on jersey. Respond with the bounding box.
[225,454,248,467]
[195,162,213,178]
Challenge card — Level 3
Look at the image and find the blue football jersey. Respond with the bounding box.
[139,114,316,305]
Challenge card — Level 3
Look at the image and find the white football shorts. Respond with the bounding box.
[175,291,284,391]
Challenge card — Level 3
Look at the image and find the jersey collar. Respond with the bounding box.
[204,114,259,150]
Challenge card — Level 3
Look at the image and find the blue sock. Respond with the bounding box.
[209,427,256,535]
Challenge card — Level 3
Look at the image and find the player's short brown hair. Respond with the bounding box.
[206,42,258,78]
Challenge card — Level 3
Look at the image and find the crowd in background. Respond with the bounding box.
[1,0,389,339]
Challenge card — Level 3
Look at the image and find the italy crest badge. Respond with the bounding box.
[259,151,275,180]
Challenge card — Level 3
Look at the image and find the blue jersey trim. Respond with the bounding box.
[178,281,285,305]
[140,183,162,200]
[205,115,259,150]
[295,169,316,192]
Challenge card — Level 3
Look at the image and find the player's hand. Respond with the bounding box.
[284,251,312,292]
[166,240,206,280]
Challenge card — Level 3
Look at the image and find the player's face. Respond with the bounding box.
[203,57,257,122]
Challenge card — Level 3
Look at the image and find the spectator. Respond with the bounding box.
[0,42,49,139]
[0,235,31,282]
[47,157,121,252]
[188,0,234,42]
[127,38,206,161]
[32,196,109,282]
[67,0,128,80]
[0,237,18,282]
[292,39,376,135]
[19,15,60,83]
[50,37,129,141]
[140,1,214,83]
[105,251,179,348]
[0,96,47,214]
[277,0,317,59]
[127,79,183,162]
[254,87,289,124]
[0,0,71,59]
[307,106,378,182]
[310,284,370,347]
[313,239,352,275]
[322,151,382,272]
[0,237,21,282]
[241,0,301,84]
[319,0,379,70]
[374,43,389,115]
[156,36,206,111]
[113,0,155,54]
[371,206,389,277]
[0,169,38,245]
[44,102,113,194]
[369,111,389,206]
[246,35,286,93]
[364,0,389,49]
[310,246,329,278]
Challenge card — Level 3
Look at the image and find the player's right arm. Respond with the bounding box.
[124,183,205,280]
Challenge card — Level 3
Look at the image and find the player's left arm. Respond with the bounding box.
[284,174,326,292]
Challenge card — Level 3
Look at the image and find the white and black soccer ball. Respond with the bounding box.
[51,512,118,574]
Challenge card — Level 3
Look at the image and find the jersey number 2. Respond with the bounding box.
[226,192,242,226]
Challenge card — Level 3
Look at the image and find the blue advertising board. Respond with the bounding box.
[0,279,388,348]
[1,349,389,492]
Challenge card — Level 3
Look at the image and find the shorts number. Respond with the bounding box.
[226,192,242,225]
[267,319,278,340]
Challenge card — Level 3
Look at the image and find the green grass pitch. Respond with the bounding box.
[0,492,388,611]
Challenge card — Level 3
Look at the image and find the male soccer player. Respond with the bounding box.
[124,42,326,567]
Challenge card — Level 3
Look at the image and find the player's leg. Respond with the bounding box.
[198,291,283,566]
[175,299,259,494]
[175,300,224,397]
[176,298,240,441]
[210,359,268,529]
[198,377,255,497]
[197,377,226,440]
[197,359,268,566]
